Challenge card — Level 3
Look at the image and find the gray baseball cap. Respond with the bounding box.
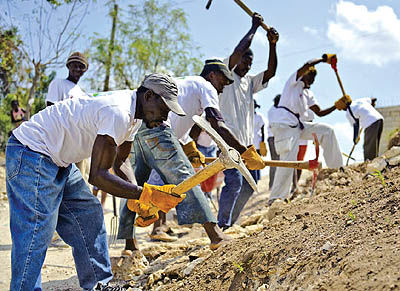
[141,73,186,116]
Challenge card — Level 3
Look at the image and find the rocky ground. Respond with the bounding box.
[1,151,400,290]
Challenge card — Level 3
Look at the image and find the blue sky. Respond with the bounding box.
[3,0,400,164]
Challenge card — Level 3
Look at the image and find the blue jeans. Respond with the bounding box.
[117,124,216,239]
[197,144,217,158]
[217,168,257,228]
[6,135,112,291]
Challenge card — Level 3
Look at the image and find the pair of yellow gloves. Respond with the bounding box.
[127,184,185,227]
[183,140,266,170]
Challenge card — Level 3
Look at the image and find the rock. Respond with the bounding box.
[111,251,149,280]
[147,270,163,286]
[267,199,285,221]
[240,213,262,227]
[367,157,387,174]
[286,257,297,265]
[245,224,264,235]
[183,258,205,276]
[388,155,400,166]
[383,146,400,159]
[321,241,334,252]
[257,284,268,291]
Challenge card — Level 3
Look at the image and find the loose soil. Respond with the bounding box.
[1,159,400,290]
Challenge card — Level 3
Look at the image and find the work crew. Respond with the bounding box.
[253,100,268,182]
[267,94,281,190]
[117,59,265,253]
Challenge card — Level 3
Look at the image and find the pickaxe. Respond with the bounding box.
[346,127,363,166]
[206,0,270,32]
[172,115,258,195]
[137,116,258,225]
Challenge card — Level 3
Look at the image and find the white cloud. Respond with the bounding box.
[327,1,400,66]
[303,26,318,36]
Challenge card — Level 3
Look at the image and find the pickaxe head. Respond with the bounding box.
[206,0,213,9]
[193,116,258,192]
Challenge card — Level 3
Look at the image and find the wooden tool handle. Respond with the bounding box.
[233,0,270,31]
[202,157,320,170]
[334,70,346,96]
[173,159,225,194]
[263,160,320,170]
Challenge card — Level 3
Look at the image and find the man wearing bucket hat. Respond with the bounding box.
[5,73,186,291]
[118,59,265,251]
[46,51,89,106]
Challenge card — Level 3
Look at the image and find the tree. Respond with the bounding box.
[88,0,203,90]
[1,0,92,118]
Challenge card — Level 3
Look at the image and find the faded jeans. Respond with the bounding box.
[117,124,216,239]
[217,169,258,228]
[6,134,112,291]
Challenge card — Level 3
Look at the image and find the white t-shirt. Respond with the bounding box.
[14,90,141,167]
[197,131,216,148]
[46,78,86,103]
[270,72,318,126]
[219,58,268,146]
[253,111,266,149]
[169,76,220,143]
[346,98,383,129]
[267,105,280,137]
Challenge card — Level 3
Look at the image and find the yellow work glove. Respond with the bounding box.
[334,94,352,110]
[138,183,186,213]
[182,141,206,168]
[127,200,160,227]
[259,141,268,156]
[322,53,337,64]
[241,145,265,170]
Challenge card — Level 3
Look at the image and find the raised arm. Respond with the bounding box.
[262,27,279,84]
[296,58,325,81]
[228,13,263,70]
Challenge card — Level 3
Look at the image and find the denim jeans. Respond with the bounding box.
[6,135,112,291]
[197,144,217,158]
[117,124,216,239]
[217,168,257,228]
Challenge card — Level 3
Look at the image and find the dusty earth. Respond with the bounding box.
[1,153,400,290]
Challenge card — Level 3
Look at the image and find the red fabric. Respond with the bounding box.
[331,57,338,72]
[297,145,307,161]
[194,169,225,192]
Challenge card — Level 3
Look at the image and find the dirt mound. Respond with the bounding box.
[388,130,400,150]
[145,165,400,291]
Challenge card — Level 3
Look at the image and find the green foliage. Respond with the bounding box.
[372,170,386,187]
[348,211,356,221]
[88,0,203,90]
[233,262,244,273]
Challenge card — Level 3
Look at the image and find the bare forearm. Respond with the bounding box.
[313,105,337,117]
[89,169,142,199]
[212,121,247,154]
[263,43,277,83]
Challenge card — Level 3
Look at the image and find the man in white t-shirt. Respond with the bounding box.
[46,52,88,106]
[253,100,267,182]
[345,97,384,160]
[118,60,266,251]
[268,56,346,206]
[217,12,279,229]
[5,73,186,291]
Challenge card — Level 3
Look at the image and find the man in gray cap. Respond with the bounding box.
[118,59,265,252]
[5,73,186,291]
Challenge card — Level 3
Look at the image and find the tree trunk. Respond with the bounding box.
[26,62,41,119]
[103,2,118,92]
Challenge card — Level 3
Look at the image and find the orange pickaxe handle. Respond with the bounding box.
[233,0,270,31]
